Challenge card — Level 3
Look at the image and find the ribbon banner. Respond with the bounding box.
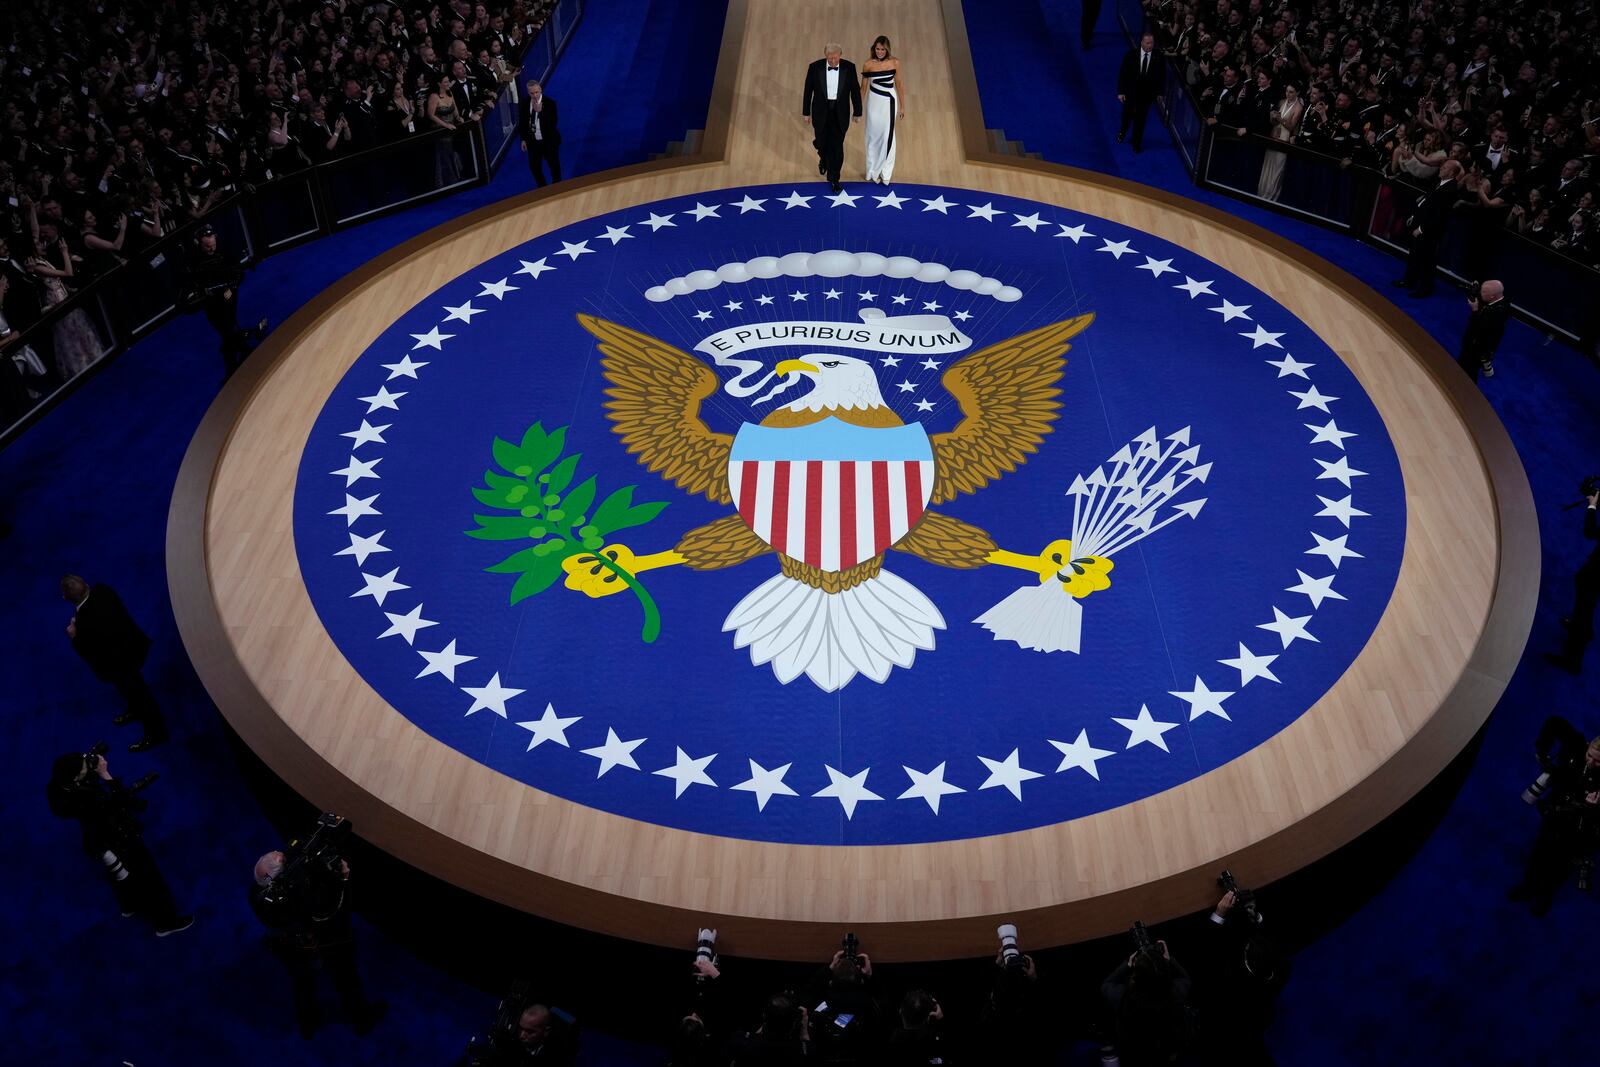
[695,313,972,359]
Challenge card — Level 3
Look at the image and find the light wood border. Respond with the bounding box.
[168,0,1537,961]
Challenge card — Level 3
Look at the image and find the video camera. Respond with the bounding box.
[1564,475,1600,510]
[1218,868,1263,924]
[258,812,352,919]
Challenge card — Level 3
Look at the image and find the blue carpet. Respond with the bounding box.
[3,0,1597,1062]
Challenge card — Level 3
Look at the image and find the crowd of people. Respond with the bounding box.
[0,0,556,400]
[1140,0,1599,268]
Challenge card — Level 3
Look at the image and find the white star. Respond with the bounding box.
[977,748,1044,800]
[1289,385,1339,412]
[920,195,955,213]
[756,294,775,306]
[416,638,475,682]
[1219,642,1281,685]
[653,747,718,797]
[462,672,525,717]
[1209,300,1252,322]
[330,455,381,486]
[789,291,808,302]
[688,202,721,220]
[1314,455,1367,487]
[953,310,972,321]
[1305,419,1356,448]
[812,765,882,819]
[920,358,941,370]
[335,529,390,566]
[442,301,482,323]
[779,191,814,209]
[823,288,842,300]
[827,189,861,207]
[1241,324,1286,349]
[874,190,909,208]
[896,381,916,392]
[1267,353,1315,378]
[881,355,902,367]
[1011,211,1047,231]
[557,240,593,260]
[477,277,518,300]
[1316,494,1370,526]
[694,310,713,321]
[1097,238,1134,258]
[351,567,408,606]
[358,385,406,412]
[596,224,633,244]
[515,257,554,279]
[378,603,437,644]
[328,493,380,526]
[381,355,428,380]
[913,399,935,412]
[409,327,452,350]
[966,201,1001,220]
[1048,730,1115,779]
[723,300,743,311]
[515,703,581,750]
[1169,676,1235,721]
[921,300,942,311]
[640,211,676,230]
[1174,276,1215,298]
[1056,223,1094,242]
[1258,607,1318,648]
[858,291,877,301]
[1286,569,1346,608]
[581,728,646,777]
[898,762,966,814]
[730,759,798,811]
[1306,531,1363,568]
[1112,704,1180,751]
[732,195,766,213]
[1136,256,1177,277]
[341,420,390,448]
[891,294,910,306]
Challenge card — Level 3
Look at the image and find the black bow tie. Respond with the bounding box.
[828,66,839,71]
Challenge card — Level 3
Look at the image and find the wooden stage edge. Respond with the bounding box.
[168,0,1537,960]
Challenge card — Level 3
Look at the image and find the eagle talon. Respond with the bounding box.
[562,544,638,598]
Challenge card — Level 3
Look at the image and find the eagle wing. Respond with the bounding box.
[928,314,1094,503]
[578,314,733,505]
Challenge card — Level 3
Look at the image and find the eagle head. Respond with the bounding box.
[771,353,888,414]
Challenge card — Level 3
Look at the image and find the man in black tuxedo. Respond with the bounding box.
[1456,279,1509,381]
[518,80,562,187]
[61,574,167,750]
[1396,159,1463,297]
[801,44,861,193]
[1473,126,1515,179]
[1117,32,1165,152]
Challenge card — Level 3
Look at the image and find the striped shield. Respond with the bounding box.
[727,418,936,572]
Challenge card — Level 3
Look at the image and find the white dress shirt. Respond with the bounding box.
[825,64,840,101]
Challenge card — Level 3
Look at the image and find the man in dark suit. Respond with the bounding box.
[518,80,562,187]
[1117,32,1165,152]
[801,44,862,193]
[1473,126,1515,178]
[1457,279,1509,381]
[61,574,167,750]
[1396,158,1463,297]
[1545,488,1600,673]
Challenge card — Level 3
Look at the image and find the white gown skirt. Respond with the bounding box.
[864,70,898,182]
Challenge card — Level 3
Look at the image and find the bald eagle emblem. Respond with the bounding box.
[553,311,1101,692]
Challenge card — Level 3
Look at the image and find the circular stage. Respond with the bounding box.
[171,0,1536,960]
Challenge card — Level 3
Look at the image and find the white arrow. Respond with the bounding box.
[1098,498,1209,557]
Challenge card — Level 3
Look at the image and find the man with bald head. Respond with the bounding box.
[1457,279,1508,381]
[1396,157,1464,298]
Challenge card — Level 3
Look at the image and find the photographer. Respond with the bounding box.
[1195,889,1291,1067]
[668,928,729,1067]
[979,928,1047,1058]
[1509,717,1600,915]
[181,223,264,379]
[46,747,192,936]
[724,992,812,1066]
[1545,482,1599,673]
[458,984,581,1067]
[801,939,879,1061]
[886,989,950,1066]
[1099,932,1193,1067]
[1456,278,1508,382]
[250,820,385,1038]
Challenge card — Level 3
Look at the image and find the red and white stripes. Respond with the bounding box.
[728,459,935,571]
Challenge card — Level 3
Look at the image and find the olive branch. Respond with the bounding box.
[467,422,669,642]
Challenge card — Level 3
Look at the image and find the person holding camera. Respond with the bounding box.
[181,223,265,379]
[802,940,878,1060]
[459,989,581,1067]
[667,928,728,1067]
[724,991,813,1065]
[250,834,386,1038]
[1194,888,1291,1067]
[1099,933,1193,1067]
[1545,482,1600,673]
[886,988,949,1066]
[980,925,1047,1058]
[46,747,192,936]
[1509,716,1600,915]
[1456,278,1508,382]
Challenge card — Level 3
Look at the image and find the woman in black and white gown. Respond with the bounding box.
[861,35,906,185]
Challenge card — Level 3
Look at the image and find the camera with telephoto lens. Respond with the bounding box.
[1218,869,1262,924]
[1130,920,1157,959]
[693,927,717,982]
[82,740,160,793]
[996,923,1025,971]
[259,812,352,918]
[842,931,862,968]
